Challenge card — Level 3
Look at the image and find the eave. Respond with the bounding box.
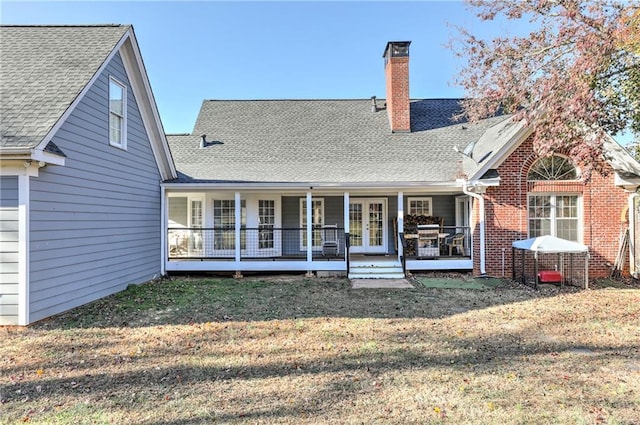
[0,147,66,166]
[162,180,470,193]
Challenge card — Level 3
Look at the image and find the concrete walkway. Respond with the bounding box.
[351,278,414,289]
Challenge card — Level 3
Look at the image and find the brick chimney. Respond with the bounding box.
[383,41,411,133]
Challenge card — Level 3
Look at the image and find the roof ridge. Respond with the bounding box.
[201,98,465,102]
[0,24,128,28]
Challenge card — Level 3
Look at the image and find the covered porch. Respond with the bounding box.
[162,187,474,276]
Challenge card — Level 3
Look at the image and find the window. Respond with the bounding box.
[258,200,275,249]
[528,194,579,241]
[213,199,246,250]
[528,155,577,181]
[408,197,432,216]
[300,198,324,249]
[189,199,203,250]
[109,77,127,148]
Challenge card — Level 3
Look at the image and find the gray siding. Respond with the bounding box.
[282,196,400,253]
[0,176,19,324]
[279,194,459,256]
[28,52,163,323]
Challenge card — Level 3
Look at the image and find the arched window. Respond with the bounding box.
[527,155,578,181]
[527,155,580,241]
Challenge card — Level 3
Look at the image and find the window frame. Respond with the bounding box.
[108,76,127,150]
[407,197,433,216]
[212,198,247,252]
[527,193,581,242]
[527,154,579,181]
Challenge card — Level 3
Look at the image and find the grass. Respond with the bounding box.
[415,275,504,289]
[1,274,639,424]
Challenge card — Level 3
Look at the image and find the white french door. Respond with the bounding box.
[349,198,387,254]
[455,196,470,232]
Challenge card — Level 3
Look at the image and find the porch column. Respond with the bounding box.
[234,192,242,278]
[343,192,350,234]
[160,185,166,276]
[306,192,313,276]
[344,192,350,272]
[17,174,30,325]
[397,191,404,258]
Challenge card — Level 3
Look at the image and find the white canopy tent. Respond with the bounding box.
[512,236,590,289]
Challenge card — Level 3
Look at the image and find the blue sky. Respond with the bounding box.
[1,1,633,144]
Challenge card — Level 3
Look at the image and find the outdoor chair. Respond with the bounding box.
[445,232,465,256]
[321,224,339,256]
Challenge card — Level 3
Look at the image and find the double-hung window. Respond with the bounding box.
[109,77,127,149]
[528,194,579,241]
[527,155,580,242]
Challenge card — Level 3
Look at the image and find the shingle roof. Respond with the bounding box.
[167,99,509,184]
[0,25,129,149]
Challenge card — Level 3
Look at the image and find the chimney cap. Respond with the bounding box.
[383,41,411,58]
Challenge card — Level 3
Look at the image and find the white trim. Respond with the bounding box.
[32,28,176,180]
[0,162,41,177]
[161,185,167,275]
[300,197,324,250]
[348,198,388,254]
[406,258,473,271]
[407,196,433,216]
[108,76,128,149]
[469,120,532,182]
[17,175,30,325]
[463,183,485,275]
[306,193,313,263]
[234,192,241,263]
[119,30,177,180]
[30,150,66,166]
[343,192,350,234]
[34,30,130,153]
[455,195,471,233]
[527,154,579,181]
[526,193,582,242]
[166,260,347,273]
[162,181,465,191]
[397,192,404,258]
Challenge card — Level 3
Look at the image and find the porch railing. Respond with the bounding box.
[399,232,407,275]
[168,227,346,261]
[402,225,471,259]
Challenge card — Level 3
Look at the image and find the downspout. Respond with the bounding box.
[462,182,486,275]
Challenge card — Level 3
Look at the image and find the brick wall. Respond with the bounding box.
[475,136,631,278]
[384,56,410,132]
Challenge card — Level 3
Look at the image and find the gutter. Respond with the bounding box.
[0,147,66,166]
[161,180,463,191]
[461,181,486,276]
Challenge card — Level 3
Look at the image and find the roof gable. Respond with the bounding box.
[0,25,176,180]
[0,25,128,149]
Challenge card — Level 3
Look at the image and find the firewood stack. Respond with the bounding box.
[397,215,444,256]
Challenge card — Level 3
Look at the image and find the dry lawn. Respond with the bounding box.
[1,275,639,424]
